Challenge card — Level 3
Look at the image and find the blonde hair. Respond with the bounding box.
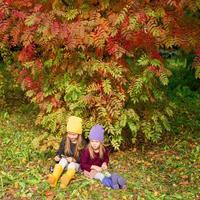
[88,142,105,160]
[64,134,83,160]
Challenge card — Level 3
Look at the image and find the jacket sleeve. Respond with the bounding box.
[56,137,65,157]
[80,148,92,172]
[103,148,109,164]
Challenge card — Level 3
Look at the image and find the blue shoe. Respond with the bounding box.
[117,176,126,189]
[111,173,126,189]
[102,177,112,188]
[111,173,120,189]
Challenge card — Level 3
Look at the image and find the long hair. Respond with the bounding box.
[64,134,83,160]
[88,142,105,160]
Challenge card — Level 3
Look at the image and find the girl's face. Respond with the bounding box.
[90,140,101,150]
[67,132,79,143]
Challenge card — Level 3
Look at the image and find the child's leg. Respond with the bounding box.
[111,173,126,189]
[60,162,79,188]
[93,172,105,182]
[83,170,112,188]
[59,157,69,169]
[92,171,113,188]
[47,158,68,187]
[110,173,120,189]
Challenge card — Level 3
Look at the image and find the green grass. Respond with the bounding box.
[0,105,199,200]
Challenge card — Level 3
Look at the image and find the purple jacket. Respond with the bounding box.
[80,148,109,172]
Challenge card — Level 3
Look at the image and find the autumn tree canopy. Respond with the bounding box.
[0,0,200,149]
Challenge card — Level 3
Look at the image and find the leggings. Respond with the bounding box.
[59,157,80,171]
[84,170,111,182]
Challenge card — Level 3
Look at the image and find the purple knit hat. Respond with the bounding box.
[89,124,104,142]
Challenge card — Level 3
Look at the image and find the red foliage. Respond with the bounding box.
[151,50,162,61]
[36,91,44,103]
[18,45,35,62]
[3,0,14,5]
[51,97,61,108]
[136,12,148,24]
[17,69,29,83]
[12,10,26,20]
[0,0,200,128]
[35,59,43,70]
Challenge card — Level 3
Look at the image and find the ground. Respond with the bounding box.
[0,103,199,200]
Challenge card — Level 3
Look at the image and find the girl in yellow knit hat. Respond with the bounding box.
[47,116,85,188]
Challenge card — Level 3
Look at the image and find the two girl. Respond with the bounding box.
[47,116,85,188]
[48,117,126,189]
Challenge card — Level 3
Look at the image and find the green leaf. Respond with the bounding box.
[137,54,149,66]
[44,59,53,68]
[195,66,200,79]
[47,103,53,113]
[159,73,169,85]
[120,114,127,127]
[25,14,37,26]
[150,59,161,67]
[26,90,34,98]
[64,9,79,21]
[128,121,138,133]
[102,79,112,94]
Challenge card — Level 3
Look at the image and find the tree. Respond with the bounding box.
[0,0,200,149]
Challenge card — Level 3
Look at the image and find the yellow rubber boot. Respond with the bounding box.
[60,169,76,188]
[47,164,63,187]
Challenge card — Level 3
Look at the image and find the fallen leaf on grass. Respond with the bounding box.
[154,191,159,196]
[193,164,200,169]
[181,175,188,179]
[45,190,54,200]
[21,158,27,163]
[130,148,137,152]
[14,182,19,189]
[147,151,155,155]
[144,161,152,167]
[195,193,200,200]
[29,185,38,193]
[175,156,180,160]
[147,176,151,182]
[179,181,189,186]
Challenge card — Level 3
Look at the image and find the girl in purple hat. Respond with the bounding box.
[80,124,126,189]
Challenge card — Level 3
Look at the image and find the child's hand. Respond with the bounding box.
[66,157,75,163]
[91,165,102,172]
[101,162,108,170]
[54,156,61,162]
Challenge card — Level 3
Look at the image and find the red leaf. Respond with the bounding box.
[4,0,14,5]
[23,76,33,89]
[147,65,158,73]
[136,12,148,24]
[51,97,60,108]
[34,4,43,12]
[12,10,26,20]
[51,21,60,36]
[36,92,44,103]
[151,50,162,60]
[35,59,43,70]
[18,45,35,62]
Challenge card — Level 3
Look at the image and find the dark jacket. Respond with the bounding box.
[56,137,87,163]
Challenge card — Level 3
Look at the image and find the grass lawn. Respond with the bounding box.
[0,104,199,200]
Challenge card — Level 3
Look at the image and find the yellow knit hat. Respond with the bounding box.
[67,116,82,134]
